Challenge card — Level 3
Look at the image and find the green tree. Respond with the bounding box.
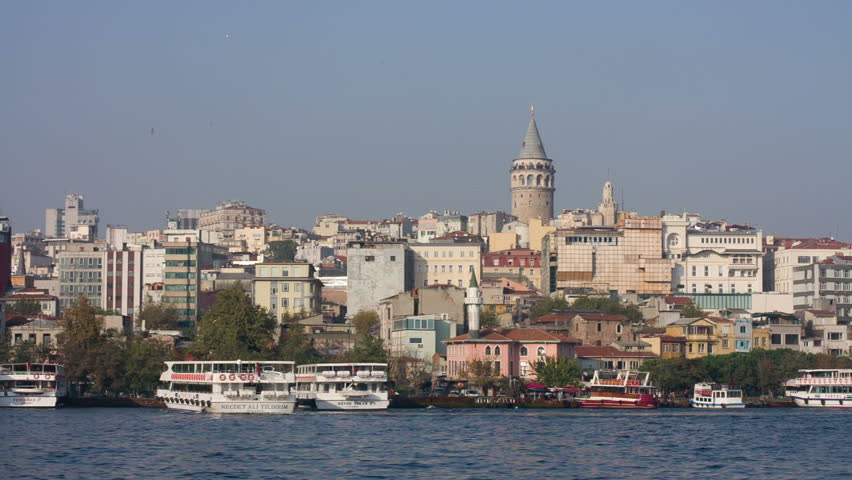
[681,301,705,318]
[465,359,500,395]
[194,283,276,360]
[57,296,106,385]
[137,297,179,330]
[350,334,388,363]
[264,240,298,262]
[529,296,570,319]
[278,323,319,365]
[6,299,42,315]
[352,310,380,336]
[531,356,582,387]
[123,337,172,395]
[9,340,39,363]
[0,334,11,363]
[571,296,643,324]
[480,308,500,329]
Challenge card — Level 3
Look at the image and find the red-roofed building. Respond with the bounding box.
[792,254,852,324]
[539,313,636,347]
[444,328,579,380]
[575,345,659,371]
[640,333,688,359]
[482,248,543,291]
[0,288,59,316]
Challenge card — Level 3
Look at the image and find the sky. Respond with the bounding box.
[1,1,850,239]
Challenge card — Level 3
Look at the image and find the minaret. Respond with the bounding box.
[510,106,555,224]
[465,271,483,338]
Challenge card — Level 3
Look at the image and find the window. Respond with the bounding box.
[616,324,622,334]
[494,346,501,355]
[409,338,422,344]
[485,346,492,356]
[520,346,528,356]
[597,322,602,332]
[390,256,396,261]
[536,346,545,356]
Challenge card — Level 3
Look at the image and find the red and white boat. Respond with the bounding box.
[577,370,659,409]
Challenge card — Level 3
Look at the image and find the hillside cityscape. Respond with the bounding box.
[1,108,850,398]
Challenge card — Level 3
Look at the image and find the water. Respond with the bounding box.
[1,408,850,480]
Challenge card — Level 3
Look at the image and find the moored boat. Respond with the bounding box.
[577,370,659,409]
[784,369,852,408]
[156,360,297,414]
[690,382,745,409]
[295,363,389,410]
[0,363,67,408]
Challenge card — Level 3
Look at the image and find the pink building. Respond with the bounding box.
[444,328,579,380]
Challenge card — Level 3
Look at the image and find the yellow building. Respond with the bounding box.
[488,232,517,252]
[410,242,482,289]
[529,218,556,252]
[252,262,322,322]
[752,326,771,350]
[665,317,734,358]
[234,226,267,254]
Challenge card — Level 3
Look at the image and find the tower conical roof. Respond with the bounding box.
[469,271,479,288]
[518,107,548,160]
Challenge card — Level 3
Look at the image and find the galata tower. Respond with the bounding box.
[510,106,555,223]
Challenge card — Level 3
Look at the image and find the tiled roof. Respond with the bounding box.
[532,313,574,324]
[663,296,691,305]
[0,293,57,300]
[444,328,578,344]
[787,237,851,250]
[575,313,629,322]
[575,346,658,358]
[706,316,734,324]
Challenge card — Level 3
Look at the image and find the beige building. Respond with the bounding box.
[199,200,266,237]
[378,285,465,341]
[555,214,671,295]
[410,242,482,289]
[764,237,852,294]
[253,262,322,322]
[234,226,267,254]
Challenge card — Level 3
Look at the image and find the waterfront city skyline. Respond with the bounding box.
[2,1,851,239]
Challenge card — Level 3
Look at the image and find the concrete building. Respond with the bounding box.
[346,241,413,317]
[640,334,687,359]
[45,193,99,239]
[234,226,267,254]
[466,211,516,237]
[253,262,323,322]
[410,240,482,289]
[798,310,848,356]
[764,237,852,294]
[295,241,334,265]
[510,107,555,224]
[665,317,736,358]
[436,211,468,237]
[663,214,763,295]
[103,247,144,320]
[792,255,852,323]
[0,217,10,294]
[142,248,166,304]
[6,317,62,349]
[199,200,266,237]
[378,285,465,342]
[575,346,658,372]
[734,318,754,352]
[554,214,671,295]
[482,248,542,291]
[172,209,204,230]
[563,313,635,347]
[390,314,458,362]
[57,242,106,311]
[162,240,228,328]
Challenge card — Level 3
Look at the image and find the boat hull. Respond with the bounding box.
[690,401,746,409]
[314,398,390,410]
[0,396,60,408]
[577,396,658,409]
[162,397,296,414]
[791,396,852,408]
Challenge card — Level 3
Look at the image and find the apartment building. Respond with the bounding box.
[253,262,323,322]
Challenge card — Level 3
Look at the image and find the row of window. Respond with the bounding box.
[700,236,755,245]
[565,236,618,245]
[59,257,103,267]
[690,284,753,293]
[420,250,477,258]
[690,265,757,277]
[423,279,465,287]
[416,264,476,273]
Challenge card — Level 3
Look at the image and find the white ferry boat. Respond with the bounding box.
[690,382,745,409]
[784,369,852,408]
[295,363,389,410]
[0,363,67,408]
[156,360,297,414]
[577,370,659,409]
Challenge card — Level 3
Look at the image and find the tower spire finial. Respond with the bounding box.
[530,104,535,117]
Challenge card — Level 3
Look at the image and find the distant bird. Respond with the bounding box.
[224,33,231,39]
[150,128,156,136]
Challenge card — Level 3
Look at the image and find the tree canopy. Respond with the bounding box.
[349,334,388,363]
[264,240,298,262]
[193,283,276,360]
[531,356,582,387]
[479,308,500,329]
[278,323,319,365]
[352,310,380,336]
[6,299,42,315]
[571,296,643,323]
[681,301,705,318]
[529,296,570,319]
[137,297,179,330]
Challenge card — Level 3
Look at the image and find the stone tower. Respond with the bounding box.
[597,181,619,226]
[510,106,555,224]
[465,271,483,338]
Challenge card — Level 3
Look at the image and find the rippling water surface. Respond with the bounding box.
[1,407,850,479]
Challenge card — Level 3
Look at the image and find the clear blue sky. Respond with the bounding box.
[2,1,850,238]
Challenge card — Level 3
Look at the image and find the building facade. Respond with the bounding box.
[253,262,323,322]
[510,108,555,224]
[792,255,852,323]
[162,241,228,328]
[0,217,10,294]
[410,242,482,289]
[390,314,458,361]
[45,193,99,239]
[57,242,106,311]
[346,242,413,317]
[482,248,542,291]
[103,248,144,320]
[198,200,267,237]
[765,237,852,294]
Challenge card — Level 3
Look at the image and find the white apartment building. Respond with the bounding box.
[764,237,852,294]
[410,242,482,289]
[663,214,763,294]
